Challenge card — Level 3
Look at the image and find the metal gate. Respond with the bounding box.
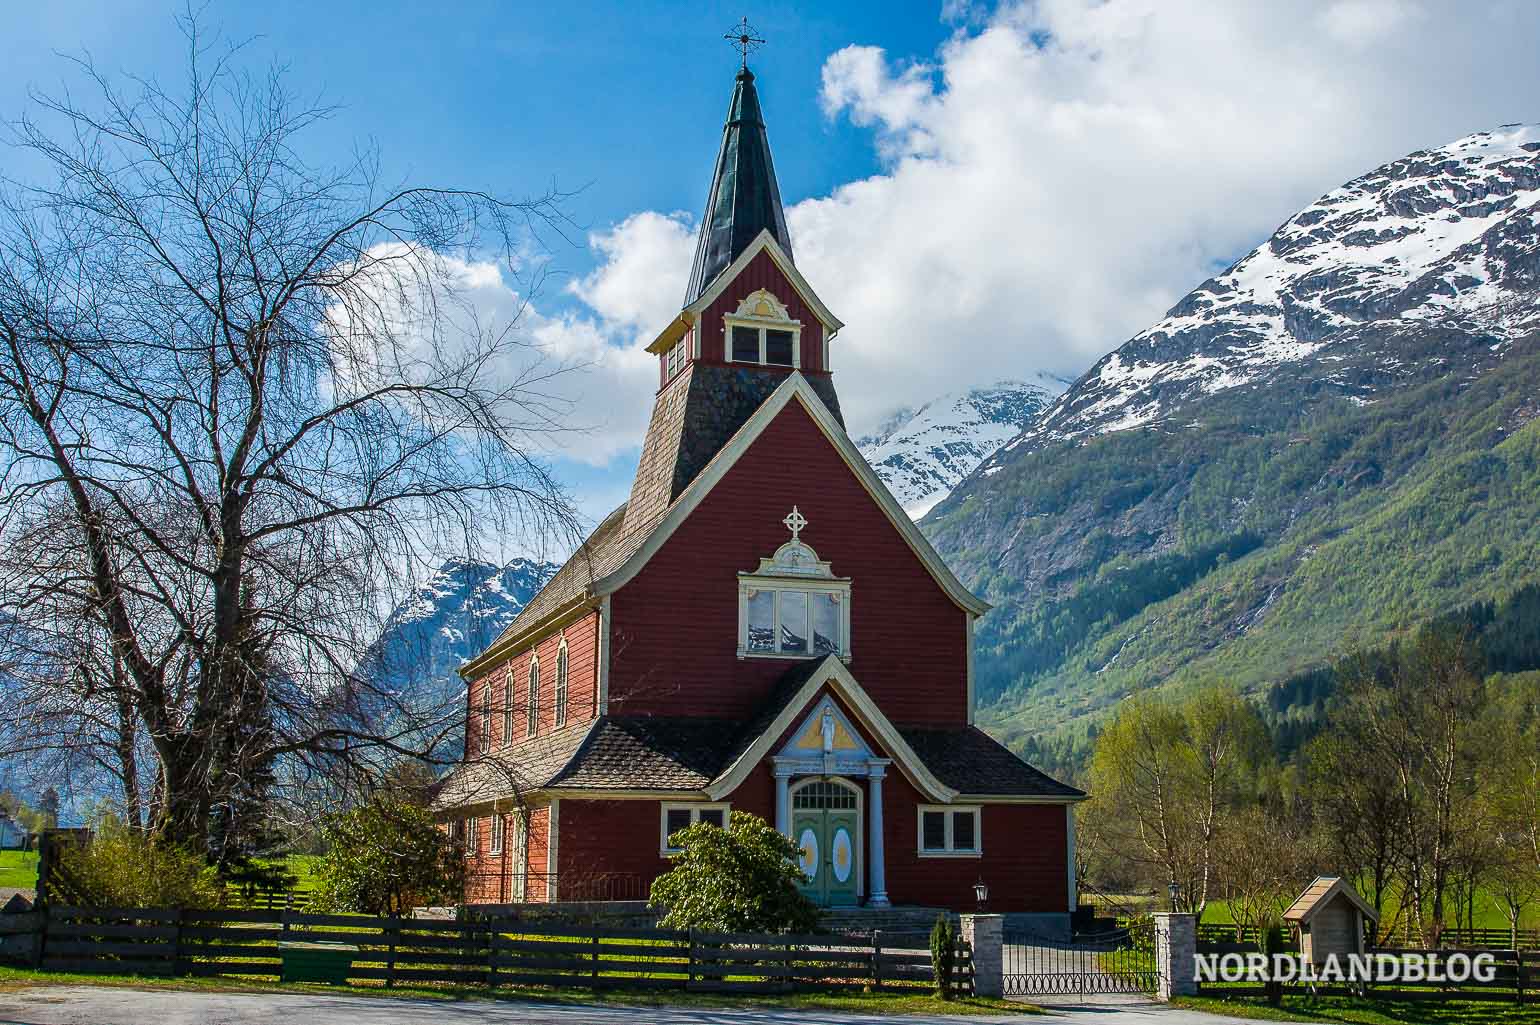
[1003,923,1158,997]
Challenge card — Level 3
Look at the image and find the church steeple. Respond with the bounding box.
[683,66,793,305]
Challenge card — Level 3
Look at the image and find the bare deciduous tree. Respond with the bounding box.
[0,16,579,856]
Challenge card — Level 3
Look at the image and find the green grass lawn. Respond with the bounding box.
[1175,994,1537,1024]
[1202,895,1531,934]
[0,965,1036,1015]
[0,849,38,889]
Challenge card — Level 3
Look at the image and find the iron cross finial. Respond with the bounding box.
[783,506,807,541]
[725,17,765,68]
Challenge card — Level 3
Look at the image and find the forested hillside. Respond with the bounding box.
[925,126,1540,776]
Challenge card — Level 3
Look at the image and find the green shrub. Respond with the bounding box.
[929,913,957,999]
[648,811,818,934]
[58,818,222,908]
[308,794,464,916]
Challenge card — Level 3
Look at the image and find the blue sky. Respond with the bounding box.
[7,1,1540,548]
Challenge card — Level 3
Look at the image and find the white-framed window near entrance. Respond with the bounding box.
[490,813,505,856]
[724,289,802,369]
[738,507,850,660]
[917,805,981,857]
[659,803,731,855]
[511,814,528,901]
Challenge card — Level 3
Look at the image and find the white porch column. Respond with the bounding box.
[774,765,794,836]
[867,762,890,908]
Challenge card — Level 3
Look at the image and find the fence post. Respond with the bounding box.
[687,927,695,987]
[487,918,498,991]
[871,929,882,990]
[172,907,185,977]
[1153,913,1197,1001]
[959,914,1002,998]
[1517,948,1525,1006]
[386,918,397,988]
[590,918,601,990]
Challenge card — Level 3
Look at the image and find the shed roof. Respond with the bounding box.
[1282,876,1379,925]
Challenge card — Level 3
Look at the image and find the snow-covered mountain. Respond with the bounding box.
[359,557,556,733]
[995,124,1540,460]
[857,375,1070,518]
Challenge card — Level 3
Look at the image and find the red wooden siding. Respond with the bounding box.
[699,250,827,372]
[462,610,601,756]
[553,712,1068,915]
[609,399,969,724]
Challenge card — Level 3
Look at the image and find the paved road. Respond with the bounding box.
[0,985,1259,1025]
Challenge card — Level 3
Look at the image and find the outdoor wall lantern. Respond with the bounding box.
[1168,881,1180,911]
[973,879,988,910]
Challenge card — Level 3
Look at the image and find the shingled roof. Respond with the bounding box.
[436,659,1081,806]
[898,727,1085,799]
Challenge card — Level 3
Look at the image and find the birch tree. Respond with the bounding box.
[0,15,578,856]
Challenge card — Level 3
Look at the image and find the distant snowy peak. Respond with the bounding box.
[364,556,556,698]
[859,375,1069,518]
[1001,124,1540,455]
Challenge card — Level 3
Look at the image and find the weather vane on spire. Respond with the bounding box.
[724,17,765,69]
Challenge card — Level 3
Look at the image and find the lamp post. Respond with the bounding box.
[974,879,989,912]
[1168,881,1180,912]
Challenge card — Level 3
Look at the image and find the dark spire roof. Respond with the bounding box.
[683,67,793,305]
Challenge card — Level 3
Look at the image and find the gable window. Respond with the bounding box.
[554,639,569,728]
[739,508,850,660]
[659,802,731,854]
[490,813,505,856]
[503,666,514,746]
[724,289,801,369]
[526,656,540,737]
[917,805,981,857]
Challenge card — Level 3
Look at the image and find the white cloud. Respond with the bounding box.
[559,0,1539,438]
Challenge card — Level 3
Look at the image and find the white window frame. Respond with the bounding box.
[665,337,687,378]
[738,580,850,660]
[490,813,505,856]
[479,682,491,754]
[502,666,514,746]
[526,655,540,738]
[464,816,479,858]
[916,805,982,858]
[511,813,528,901]
[659,802,732,855]
[554,638,569,728]
[724,289,802,369]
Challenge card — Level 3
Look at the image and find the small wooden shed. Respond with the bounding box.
[1284,876,1378,965]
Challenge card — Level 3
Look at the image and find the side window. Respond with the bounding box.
[526,657,540,737]
[660,803,730,854]
[555,641,569,728]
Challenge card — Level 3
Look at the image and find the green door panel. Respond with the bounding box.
[793,812,823,903]
[826,811,858,906]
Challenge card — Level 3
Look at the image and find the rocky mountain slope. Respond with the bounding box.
[358,558,555,739]
[925,125,1540,774]
[857,375,1069,517]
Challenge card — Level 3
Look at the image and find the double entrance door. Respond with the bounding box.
[791,780,859,907]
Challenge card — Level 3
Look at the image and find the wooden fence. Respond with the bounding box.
[1198,946,1533,1004]
[220,885,315,912]
[1198,920,1540,951]
[32,905,973,996]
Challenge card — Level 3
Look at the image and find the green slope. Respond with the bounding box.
[927,339,1540,772]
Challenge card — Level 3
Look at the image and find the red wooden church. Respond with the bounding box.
[435,61,1082,924]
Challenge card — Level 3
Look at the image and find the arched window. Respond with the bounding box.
[526,656,540,738]
[502,666,514,745]
[554,639,569,728]
[479,680,491,754]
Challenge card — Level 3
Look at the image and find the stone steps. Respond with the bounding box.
[819,906,953,934]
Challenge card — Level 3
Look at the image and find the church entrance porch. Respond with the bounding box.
[791,779,859,906]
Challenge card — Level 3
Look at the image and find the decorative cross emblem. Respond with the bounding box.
[783,506,807,542]
[724,17,766,68]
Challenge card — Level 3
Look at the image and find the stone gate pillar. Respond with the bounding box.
[1153,912,1197,1000]
[959,913,1003,998]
